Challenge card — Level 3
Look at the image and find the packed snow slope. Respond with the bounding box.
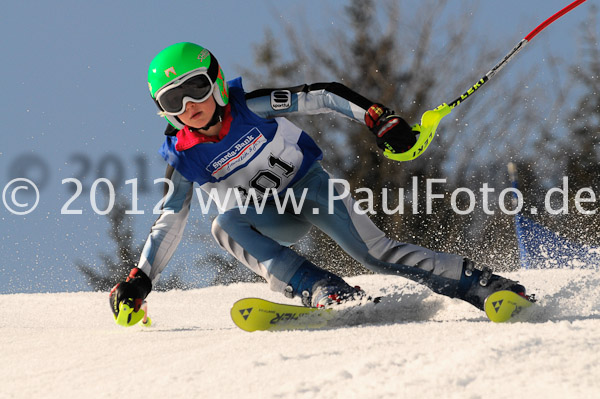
[1,269,599,399]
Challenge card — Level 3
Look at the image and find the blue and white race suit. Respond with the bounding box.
[137,78,464,295]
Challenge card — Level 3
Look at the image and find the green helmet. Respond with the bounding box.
[148,42,229,129]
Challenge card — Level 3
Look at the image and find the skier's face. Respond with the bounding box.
[178,95,217,130]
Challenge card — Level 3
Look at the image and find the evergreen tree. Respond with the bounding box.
[539,7,600,246]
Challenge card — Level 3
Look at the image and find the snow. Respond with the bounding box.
[1,269,599,399]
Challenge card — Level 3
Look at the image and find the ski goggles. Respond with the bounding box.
[155,71,214,116]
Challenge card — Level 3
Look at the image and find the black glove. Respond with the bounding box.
[365,104,416,153]
[109,267,152,321]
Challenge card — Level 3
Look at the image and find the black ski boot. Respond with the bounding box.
[456,260,527,310]
[284,261,364,308]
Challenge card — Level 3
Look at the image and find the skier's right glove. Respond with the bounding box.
[365,103,417,153]
[109,267,152,327]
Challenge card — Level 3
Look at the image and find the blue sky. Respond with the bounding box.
[0,0,593,293]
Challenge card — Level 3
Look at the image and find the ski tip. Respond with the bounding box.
[484,290,534,323]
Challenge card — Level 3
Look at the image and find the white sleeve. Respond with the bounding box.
[245,82,373,123]
[137,166,194,285]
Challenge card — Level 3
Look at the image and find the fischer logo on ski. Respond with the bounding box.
[239,308,253,321]
[492,300,503,313]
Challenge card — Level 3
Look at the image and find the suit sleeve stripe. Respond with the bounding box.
[245,82,375,123]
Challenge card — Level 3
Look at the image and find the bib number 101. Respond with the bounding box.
[239,154,295,198]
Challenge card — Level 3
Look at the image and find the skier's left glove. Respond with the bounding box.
[365,104,417,153]
[109,267,152,327]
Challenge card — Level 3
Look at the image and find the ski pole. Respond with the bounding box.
[447,0,587,109]
[384,0,588,162]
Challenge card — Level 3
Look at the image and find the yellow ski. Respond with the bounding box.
[231,298,336,332]
[484,290,534,323]
[231,292,534,331]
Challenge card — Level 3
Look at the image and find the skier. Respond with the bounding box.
[110,42,527,325]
